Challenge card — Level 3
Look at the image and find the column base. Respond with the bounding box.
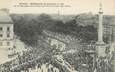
[95,41,106,57]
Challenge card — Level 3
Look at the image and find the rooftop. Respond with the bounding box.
[0,9,13,24]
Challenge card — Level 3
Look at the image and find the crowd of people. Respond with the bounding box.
[0,55,59,72]
[0,49,79,72]
[20,63,60,72]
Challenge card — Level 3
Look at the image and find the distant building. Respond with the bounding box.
[0,9,14,64]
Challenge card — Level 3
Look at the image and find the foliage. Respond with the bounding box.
[11,14,53,46]
[10,13,114,46]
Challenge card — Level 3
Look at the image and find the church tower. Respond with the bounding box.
[96,0,106,57]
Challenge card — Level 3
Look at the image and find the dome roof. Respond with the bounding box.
[0,10,13,24]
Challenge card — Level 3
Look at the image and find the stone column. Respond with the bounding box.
[98,8,103,43]
[96,2,106,57]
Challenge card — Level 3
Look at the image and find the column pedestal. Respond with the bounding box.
[96,41,106,57]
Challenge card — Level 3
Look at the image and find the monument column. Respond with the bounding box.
[98,3,103,43]
[96,1,106,57]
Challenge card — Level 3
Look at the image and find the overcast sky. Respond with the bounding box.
[0,0,115,15]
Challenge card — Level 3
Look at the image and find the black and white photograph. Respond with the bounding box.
[0,0,115,72]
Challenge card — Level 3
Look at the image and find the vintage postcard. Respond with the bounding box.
[0,0,115,72]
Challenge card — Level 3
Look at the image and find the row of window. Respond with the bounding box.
[0,42,10,46]
[0,33,10,38]
[0,27,10,31]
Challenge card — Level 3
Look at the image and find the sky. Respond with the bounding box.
[0,0,115,15]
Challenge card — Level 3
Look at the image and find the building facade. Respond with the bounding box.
[0,9,14,60]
